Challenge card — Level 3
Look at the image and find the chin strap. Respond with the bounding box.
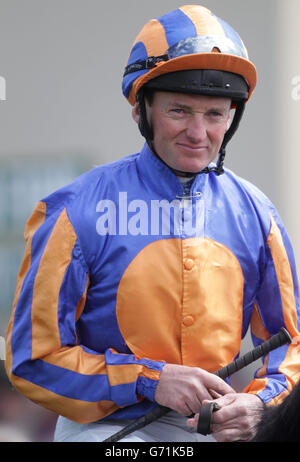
[136,89,246,177]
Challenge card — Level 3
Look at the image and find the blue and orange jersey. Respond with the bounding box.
[5,143,300,423]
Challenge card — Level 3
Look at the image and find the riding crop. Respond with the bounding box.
[103,327,292,442]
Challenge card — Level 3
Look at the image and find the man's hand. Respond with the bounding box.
[187,392,264,441]
[154,363,235,416]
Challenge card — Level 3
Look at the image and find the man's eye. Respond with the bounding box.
[206,111,226,122]
[209,111,222,117]
[171,108,184,114]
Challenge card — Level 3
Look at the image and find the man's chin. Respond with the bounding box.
[172,162,210,174]
[155,150,212,174]
[172,154,213,174]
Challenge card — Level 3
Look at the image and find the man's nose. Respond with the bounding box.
[185,114,207,142]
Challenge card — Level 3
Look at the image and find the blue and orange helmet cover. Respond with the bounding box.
[122,5,257,105]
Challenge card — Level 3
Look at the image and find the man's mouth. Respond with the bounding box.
[177,143,208,153]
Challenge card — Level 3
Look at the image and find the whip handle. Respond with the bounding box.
[215,327,292,380]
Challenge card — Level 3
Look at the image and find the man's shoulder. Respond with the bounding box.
[222,168,272,206]
[220,168,280,230]
[40,152,139,213]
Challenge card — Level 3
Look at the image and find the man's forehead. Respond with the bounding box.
[153,91,232,109]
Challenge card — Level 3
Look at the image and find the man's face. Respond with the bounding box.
[134,91,231,173]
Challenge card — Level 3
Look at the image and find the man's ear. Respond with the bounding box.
[132,102,140,124]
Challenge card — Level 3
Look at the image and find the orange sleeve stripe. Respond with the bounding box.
[267,214,298,336]
[107,363,145,386]
[41,346,108,376]
[75,274,90,322]
[244,377,269,396]
[106,363,161,387]
[11,374,118,424]
[31,208,77,360]
[250,301,271,341]
[74,273,90,345]
[5,201,47,379]
[245,215,300,402]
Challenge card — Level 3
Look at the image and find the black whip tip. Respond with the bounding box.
[280,327,292,344]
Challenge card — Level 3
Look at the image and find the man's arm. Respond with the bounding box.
[244,213,300,403]
[187,211,300,441]
[5,201,165,424]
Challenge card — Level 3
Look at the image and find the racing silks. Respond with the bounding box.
[5,143,300,423]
